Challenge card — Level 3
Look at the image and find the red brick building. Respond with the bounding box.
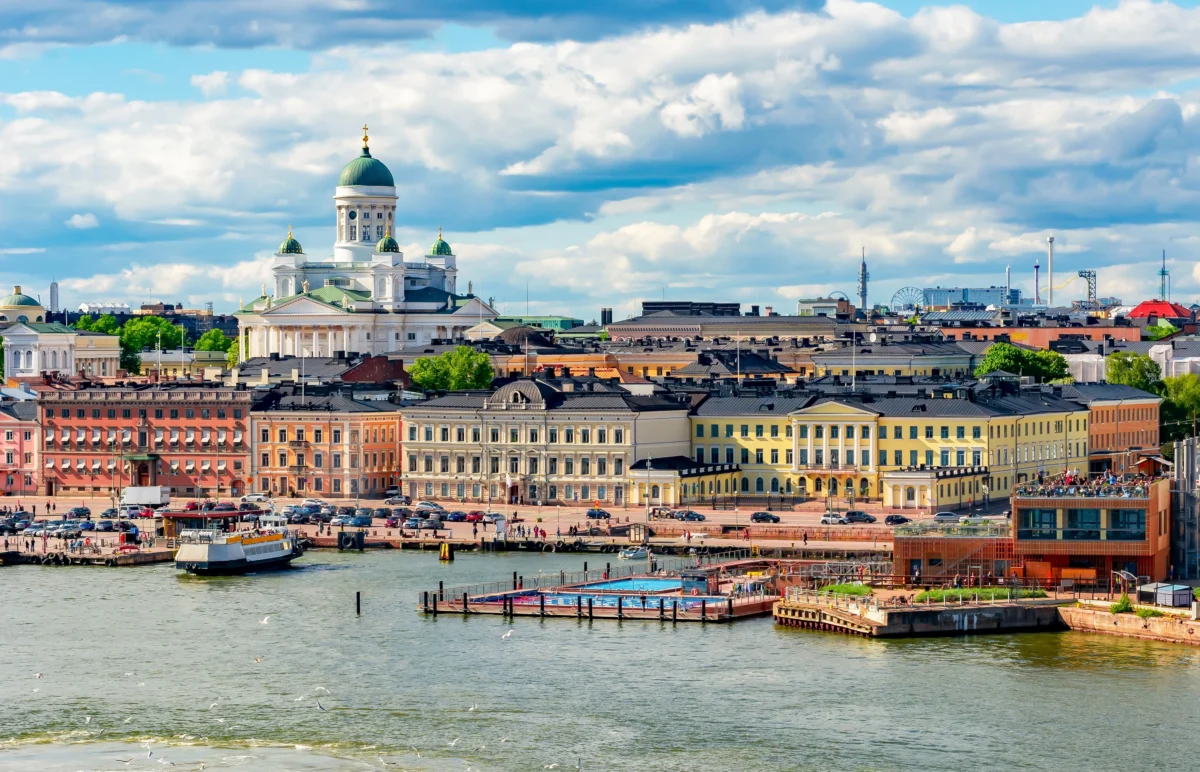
[39,382,253,498]
[1061,383,1161,475]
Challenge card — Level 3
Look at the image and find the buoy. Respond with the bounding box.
[690,588,700,596]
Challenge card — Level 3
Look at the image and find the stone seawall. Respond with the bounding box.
[1058,606,1200,646]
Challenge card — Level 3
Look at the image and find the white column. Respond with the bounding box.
[343,325,350,354]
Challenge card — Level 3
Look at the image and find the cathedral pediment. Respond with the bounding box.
[261,296,351,316]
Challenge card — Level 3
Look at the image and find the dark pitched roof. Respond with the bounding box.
[1059,383,1162,403]
[0,401,37,421]
[693,396,816,416]
[240,356,354,380]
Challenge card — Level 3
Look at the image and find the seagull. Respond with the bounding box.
[158,759,176,767]
[147,749,154,759]
[501,630,514,640]
[253,657,263,664]
[293,695,306,702]
[260,615,270,625]
[137,682,146,687]
[315,700,327,712]
[83,716,91,724]
[124,716,135,724]
[115,759,133,765]
[447,738,459,747]
[500,738,511,743]
[34,672,44,679]
[31,688,39,693]
[314,686,330,694]
[209,702,220,710]
[467,703,477,712]
[377,756,389,767]
[124,671,137,677]
[214,718,226,723]
[544,765,559,770]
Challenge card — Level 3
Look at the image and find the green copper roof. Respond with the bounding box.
[278,227,303,255]
[308,285,371,305]
[429,228,453,256]
[376,231,400,253]
[338,146,394,188]
[0,286,41,307]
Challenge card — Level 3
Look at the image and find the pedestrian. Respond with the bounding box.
[803,532,808,546]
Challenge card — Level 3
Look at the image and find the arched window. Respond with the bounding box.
[17,315,27,323]
[650,484,660,498]
[859,478,869,494]
[754,477,764,493]
[51,350,58,369]
[830,479,839,496]
[814,478,822,492]
[35,316,42,322]
[798,477,807,492]
[906,486,916,502]
[770,478,779,493]
[785,478,792,493]
[740,477,749,492]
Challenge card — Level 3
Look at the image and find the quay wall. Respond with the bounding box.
[1058,606,1200,646]
[868,604,1062,637]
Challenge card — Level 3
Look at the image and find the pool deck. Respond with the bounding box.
[422,590,778,622]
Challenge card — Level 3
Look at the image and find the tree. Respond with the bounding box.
[120,317,184,375]
[1147,321,1178,341]
[226,337,240,369]
[74,315,94,331]
[195,329,233,353]
[974,342,1069,383]
[1160,374,1200,444]
[92,314,121,335]
[408,346,493,391]
[1105,352,1161,393]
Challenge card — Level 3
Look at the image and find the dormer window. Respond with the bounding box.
[511,392,522,404]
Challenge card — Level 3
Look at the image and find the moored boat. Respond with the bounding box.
[618,546,651,560]
[175,523,303,575]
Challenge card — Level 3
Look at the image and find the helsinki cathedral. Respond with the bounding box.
[234,127,496,360]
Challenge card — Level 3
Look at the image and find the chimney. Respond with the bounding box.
[750,305,760,316]
[587,367,595,377]
[765,305,774,316]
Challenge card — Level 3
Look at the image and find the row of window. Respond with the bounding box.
[693,420,1088,441]
[692,443,1088,469]
[411,425,626,445]
[410,453,624,477]
[45,407,243,420]
[260,450,395,470]
[259,475,391,494]
[414,481,614,502]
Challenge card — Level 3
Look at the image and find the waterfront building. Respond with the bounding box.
[37,382,253,498]
[0,401,38,496]
[249,385,402,498]
[3,323,121,380]
[1059,383,1161,475]
[605,310,838,342]
[234,129,497,360]
[398,378,691,505]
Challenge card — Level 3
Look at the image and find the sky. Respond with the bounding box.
[3,0,1200,321]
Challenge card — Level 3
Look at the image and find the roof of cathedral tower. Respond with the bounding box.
[337,125,395,188]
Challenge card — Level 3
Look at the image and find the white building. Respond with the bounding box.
[3,323,121,379]
[235,128,497,360]
[78,302,131,315]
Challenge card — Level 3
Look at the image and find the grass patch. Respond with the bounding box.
[1110,593,1133,614]
[1136,607,1167,619]
[914,587,1047,603]
[822,583,872,596]
[1193,587,1200,602]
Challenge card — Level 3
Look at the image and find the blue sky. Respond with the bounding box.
[3,0,1200,319]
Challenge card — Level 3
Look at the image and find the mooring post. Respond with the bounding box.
[356,591,361,616]
[727,597,734,620]
[423,590,429,613]
[659,596,665,621]
[701,598,707,623]
[617,596,623,620]
[513,571,518,590]
[584,561,588,574]
[577,595,582,618]
[560,569,565,585]
[588,597,593,620]
[540,593,545,618]
[439,580,444,602]
[463,592,469,615]
[432,596,438,617]
[672,600,677,623]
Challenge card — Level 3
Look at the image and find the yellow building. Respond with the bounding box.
[689,385,1090,510]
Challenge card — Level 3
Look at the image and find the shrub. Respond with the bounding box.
[822,583,872,597]
[1110,593,1134,614]
[914,587,1047,603]
[1193,587,1200,602]
[1136,607,1166,619]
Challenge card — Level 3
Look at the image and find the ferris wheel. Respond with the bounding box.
[891,287,925,312]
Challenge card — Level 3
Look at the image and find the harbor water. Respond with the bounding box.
[2,550,1198,771]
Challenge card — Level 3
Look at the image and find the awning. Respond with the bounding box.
[75,460,86,470]
[91,461,101,470]
[60,430,69,440]
[170,461,180,472]
[76,430,85,441]
[233,431,243,443]
[91,430,101,441]
[217,431,227,443]
[201,460,211,471]
[185,461,195,472]
[107,460,116,470]
[44,459,53,468]
[60,459,69,469]
[217,460,227,471]
[201,431,211,444]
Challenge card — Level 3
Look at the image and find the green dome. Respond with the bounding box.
[0,286,40,307]
[278,226,303,254]
[338,147,394,188]
[429,228,453,256]
[375,228,400,253]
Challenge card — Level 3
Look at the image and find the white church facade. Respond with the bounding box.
[235,128,496,359]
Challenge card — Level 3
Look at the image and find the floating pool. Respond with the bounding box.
[521,592,720,610]
[582,578,683,592]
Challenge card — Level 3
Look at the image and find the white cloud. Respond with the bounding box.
[64,212,99,229]
[190,71,229,98]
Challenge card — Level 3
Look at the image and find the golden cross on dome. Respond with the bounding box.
[385,226,391,237]
[287,224,293,237]
[362,124,369,147]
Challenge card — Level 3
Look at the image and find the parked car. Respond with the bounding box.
[482,512,504,524]
[330,515,351,526]
[300,498,324,508]
[211,502,236,512]
[320,505,336,516]
[585,508,611,520]
[240,493,271,503]
[392,507,413,519]
[354,508,374,519]
[349,516,373,528]
[288,513,310,525]
[384,495,411,505]
[372,507,391,518]
[280,505,297,516]
[465,511,484,522]
[67,507,91,519]
[56,522,83,538]
[133,507,155,519]
[418,518,444,530]
[444,511,467,522]
[843,510,876,524]
[384,517,402,528]
[932,511,961,523]
[23,524,46,537]
[820,513,848,525]
[415,501,444,512]
[183,501,200,511]
[336,506,355,516]
[749,511,780,524]
[79,520,96,531]
[13,519,30,532]
[384,485,401,497]
[96,520,115,532]
[681,511,706,522]
[648,506,675,520]
[0,520,18,535]
[884,515,911,526]
[403,517,422,529]
[100,508,119,519]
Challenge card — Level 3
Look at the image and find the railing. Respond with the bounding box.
[1014,483,1151,499]
[1016,527,1146,542]
[417,548,754,604]
[894,521,1011,538]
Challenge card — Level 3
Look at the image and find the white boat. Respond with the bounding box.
[175,525,304,575]
[618,546,651,560]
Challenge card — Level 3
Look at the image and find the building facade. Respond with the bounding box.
[38,383,253,498]
[3,323,121,381]
[249,387,402,498]
[399,379,691,506]
[0,401,38,496]
[1060,383,1161,475]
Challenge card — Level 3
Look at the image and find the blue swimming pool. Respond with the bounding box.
[583,578,683,592]
[520,592,720,610]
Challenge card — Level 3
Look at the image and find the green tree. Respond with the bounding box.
[1147,321,1178,341]
[974,342,1069,383]
[73,315,94,331]
[1160,374,1200,444]
[408,346,493,391]
[92,314,121,335]
[120,317,184,375]
[1105,352,1161,393]
[194,329,233,353]
[226,337,241,369]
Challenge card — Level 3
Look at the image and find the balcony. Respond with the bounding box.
[1014,482,1152,500]
[1016,528,1146,542]
[288,464,309,473]
[288,440,309,448]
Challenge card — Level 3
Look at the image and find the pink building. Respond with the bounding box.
[0,401,38,497]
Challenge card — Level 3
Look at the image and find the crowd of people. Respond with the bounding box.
[1014,469,1158,499]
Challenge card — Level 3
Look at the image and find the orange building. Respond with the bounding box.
[937,327,1142,347]
[250,386,402,498]
[1061,383,1161,475]
[39,382,253,498]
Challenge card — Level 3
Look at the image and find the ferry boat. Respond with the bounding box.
[174,518,304,575]
[618,546,651,560]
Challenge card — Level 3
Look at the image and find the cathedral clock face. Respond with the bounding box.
[348,211,357,220]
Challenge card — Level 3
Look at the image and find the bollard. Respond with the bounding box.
[560,569,565,585]
[577,595,582,619]
[727,597,734,620]
[659,596,665,621]
[356,591,361,616]
[513,571,518,590]
[423,591,429,613]
[588,597,593,620]
[463,592,469,615]
[432,596,438,617]
[584,561,588,573]
[673,600,678,623]
[617,596,623,620]
[439,580,444,602]
[540,594,545,618]
[701,598,707,623]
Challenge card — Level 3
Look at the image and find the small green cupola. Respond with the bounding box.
[278,225,304,254]
[429,226,453,256]
[376,226,400,253]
